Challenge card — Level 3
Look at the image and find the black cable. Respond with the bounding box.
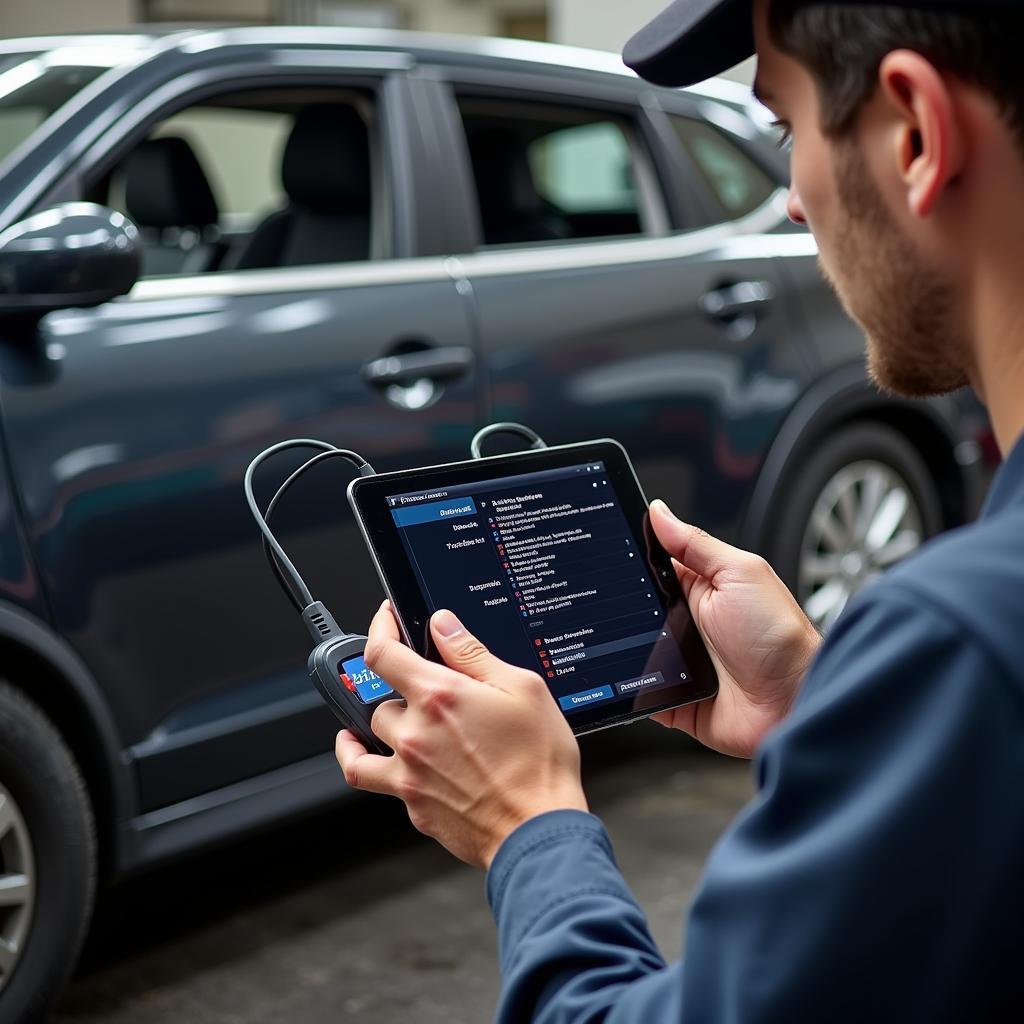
[244,439,374,616]
[261,449,375,613]
[470,422,548,459]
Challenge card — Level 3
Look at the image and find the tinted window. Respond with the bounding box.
[459,98,648,248]
[99,89,378,277]
[670,116,776,220]
[529,121,638,215]
[152,106,290,227]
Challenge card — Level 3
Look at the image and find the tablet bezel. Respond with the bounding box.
[348,439,718,735]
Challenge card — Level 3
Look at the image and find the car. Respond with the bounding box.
[0,26,995,1020]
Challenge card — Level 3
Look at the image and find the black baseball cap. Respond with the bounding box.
[623,0,1015,88]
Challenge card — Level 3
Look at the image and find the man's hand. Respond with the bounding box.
[336,602,588,869]
[650,500,821,758]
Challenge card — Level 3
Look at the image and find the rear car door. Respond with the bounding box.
[433,64,815,541]
[0,48,481,822]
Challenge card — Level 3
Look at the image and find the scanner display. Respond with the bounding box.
[386,461,690,718]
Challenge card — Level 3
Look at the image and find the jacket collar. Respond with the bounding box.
[982,432,1024,519]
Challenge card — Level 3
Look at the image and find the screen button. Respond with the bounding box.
[558,684,615,712]
[615,672,667,697]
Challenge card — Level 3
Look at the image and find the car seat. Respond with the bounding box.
[121,135,222,276]
[230,104,372,269]
[466,128,572,246]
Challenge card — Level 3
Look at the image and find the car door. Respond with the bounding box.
[433,67,815,543]
[0,53,481,814]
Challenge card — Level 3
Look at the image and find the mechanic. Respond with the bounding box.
[337,0,1024,1019]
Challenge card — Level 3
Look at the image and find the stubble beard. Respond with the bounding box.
[818,142,970,399]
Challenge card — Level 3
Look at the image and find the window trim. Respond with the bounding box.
[665,112,780,225]
[449,90,669,253]
[46,58,415,272]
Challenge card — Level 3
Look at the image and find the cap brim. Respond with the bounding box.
[623,0,754,87]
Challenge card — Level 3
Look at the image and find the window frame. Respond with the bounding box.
[41,54,419,272]
[430,64,677,253]
[649,94,789,230]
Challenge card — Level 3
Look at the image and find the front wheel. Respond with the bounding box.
[0,682,96,1023]
[766,423,944,631]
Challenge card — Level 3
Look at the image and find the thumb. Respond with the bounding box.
[650,499,742,583]
[430,609,510,684]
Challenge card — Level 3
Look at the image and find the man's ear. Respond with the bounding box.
[877,49,965,218]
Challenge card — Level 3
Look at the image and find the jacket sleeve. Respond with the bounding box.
[487,585,1024,1023]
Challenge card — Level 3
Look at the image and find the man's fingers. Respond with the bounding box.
[650,499,745,584]
[368,598,400,642]
[674,559,700,601]
[335,729,398,795]
[369,696,404,748]
[430,610,521,689]
[364,602,448,699]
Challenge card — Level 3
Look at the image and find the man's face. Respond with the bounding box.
[752,0,970,397]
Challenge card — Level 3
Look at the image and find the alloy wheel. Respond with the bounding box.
[798,460,924,631]
[0,784,35,993]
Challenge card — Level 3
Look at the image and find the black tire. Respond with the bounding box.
[764,422,944,625]
[0,683,96,1024]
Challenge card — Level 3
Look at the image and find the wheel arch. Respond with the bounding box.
[0,602,136,882]
[740,363,969,550]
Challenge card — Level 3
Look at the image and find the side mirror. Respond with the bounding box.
[0,203,140,316]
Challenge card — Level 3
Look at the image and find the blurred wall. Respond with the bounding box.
[551,0,664,52]
[1,0,137,35]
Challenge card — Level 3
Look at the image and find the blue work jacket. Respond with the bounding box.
[487,436,1024,1023]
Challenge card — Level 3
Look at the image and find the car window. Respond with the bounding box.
[152,106,290,229]
[528,121,638,215]
[98,88,379,278]
[458,98,653,248]
[669,115,777,220]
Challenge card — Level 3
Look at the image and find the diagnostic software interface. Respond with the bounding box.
[387,461,682,716]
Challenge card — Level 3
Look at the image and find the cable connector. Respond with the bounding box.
[302,601,344,644]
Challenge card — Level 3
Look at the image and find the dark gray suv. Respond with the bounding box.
[0,28,993,1020]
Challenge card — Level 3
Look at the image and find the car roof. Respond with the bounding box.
[0,26,756,108]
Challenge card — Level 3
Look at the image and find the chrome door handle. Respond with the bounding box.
[699,280,776,320]
[362,346,475,388]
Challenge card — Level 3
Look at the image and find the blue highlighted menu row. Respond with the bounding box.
[558,685,615,712]
[391,496,478,528]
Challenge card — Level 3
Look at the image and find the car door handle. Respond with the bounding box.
[699,280,776,321]
[362,346,475,387]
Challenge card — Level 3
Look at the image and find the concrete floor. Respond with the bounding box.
[53,724,753,1024]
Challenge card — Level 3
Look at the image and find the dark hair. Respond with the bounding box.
[770,2,1024,148]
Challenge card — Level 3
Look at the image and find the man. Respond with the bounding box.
[337,0,1024,1018]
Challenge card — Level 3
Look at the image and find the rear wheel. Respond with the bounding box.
[766,423,944,631]
[0,683,96,1023]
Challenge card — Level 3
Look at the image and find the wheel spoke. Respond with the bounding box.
[802,554,842,583]
[853,467,887,542]
[865,488,910,551]
[0,874,30,909]
[0,795,13,842]
[0,939,16,974]
[873,529,922,567]
[804,578,849,626]
[810,504,847,553]
[836,482,858,532]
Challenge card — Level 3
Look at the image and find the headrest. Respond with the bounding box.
[467,130,545,229]
[123,136,219,230]
[282,105,371,214]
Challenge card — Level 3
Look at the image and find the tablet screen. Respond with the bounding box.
[351,442,717,734]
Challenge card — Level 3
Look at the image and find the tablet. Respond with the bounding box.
[348,439,718,736]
